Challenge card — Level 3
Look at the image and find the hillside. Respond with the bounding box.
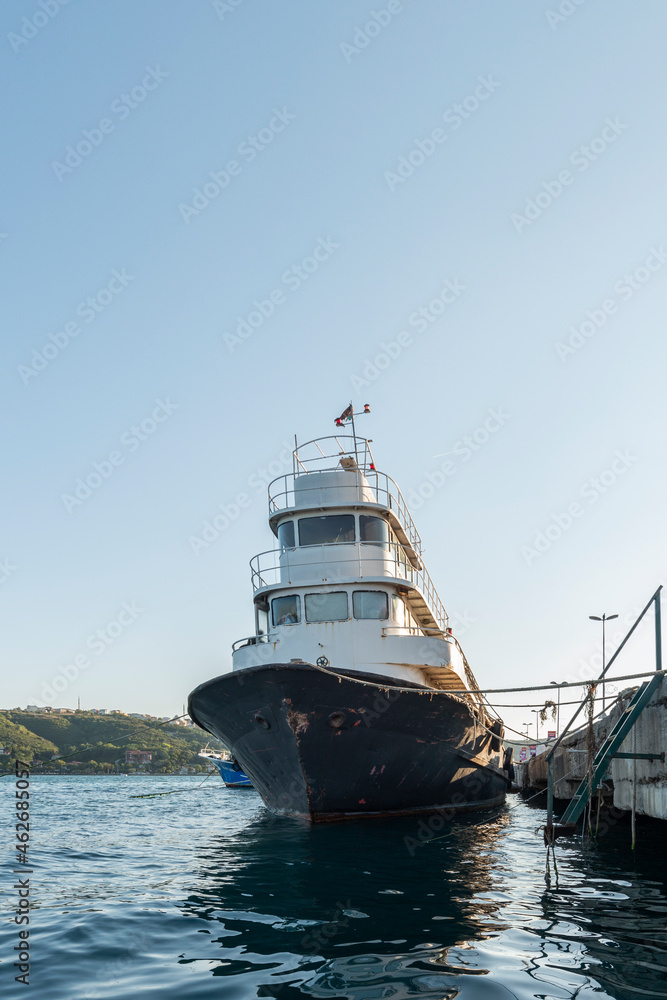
[0,711,223,771]
[0,714,59,760]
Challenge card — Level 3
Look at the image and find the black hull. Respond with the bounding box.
[188,662,509,822]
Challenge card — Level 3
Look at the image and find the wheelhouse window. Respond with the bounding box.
[359,514,389,547]
[353,590,388,620]
[305,592,348,622]
[272,595,301,626]
[298,514,355,546]
[256,601,269,635]
[277,520,295,549]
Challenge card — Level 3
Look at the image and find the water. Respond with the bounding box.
[2,775,667,999]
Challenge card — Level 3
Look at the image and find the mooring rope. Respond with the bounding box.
[130,769,217,799]
[438,668,665,697]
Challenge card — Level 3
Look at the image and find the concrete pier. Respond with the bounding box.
[515,676,667,821]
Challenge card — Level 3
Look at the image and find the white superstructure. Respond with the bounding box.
[232,434,478,693]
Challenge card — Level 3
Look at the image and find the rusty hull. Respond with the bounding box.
[188,661,509,822]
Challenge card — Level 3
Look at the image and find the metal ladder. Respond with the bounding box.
[558,673,663,827]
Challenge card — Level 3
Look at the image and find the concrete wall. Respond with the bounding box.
[515,677,667,821]
[612,676,667,820]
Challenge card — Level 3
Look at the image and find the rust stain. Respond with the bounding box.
[287,708,309,735]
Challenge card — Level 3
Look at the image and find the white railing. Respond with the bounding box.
[381,624,444,638]
[291,434,375,476]
[249,540,448,631]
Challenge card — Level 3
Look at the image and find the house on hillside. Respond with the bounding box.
[125,750,153,764]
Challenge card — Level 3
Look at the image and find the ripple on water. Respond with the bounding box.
[1,778,666,998]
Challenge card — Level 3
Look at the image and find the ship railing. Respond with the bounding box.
[291,434,375,475]
[231,633,271,652]
[381,624,448,639]
[249,540,448,632]
[268,466,423,559]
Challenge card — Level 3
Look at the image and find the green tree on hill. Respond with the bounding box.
[0,711,222,772]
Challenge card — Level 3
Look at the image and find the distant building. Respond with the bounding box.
[124,750,153,764]
[25,705,49,713]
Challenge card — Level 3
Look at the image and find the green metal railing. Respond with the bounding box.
[544,585,663,841]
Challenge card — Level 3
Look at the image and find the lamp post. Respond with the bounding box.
[531,709,540,744]
[589,612,619,712]
[550,680,561,735]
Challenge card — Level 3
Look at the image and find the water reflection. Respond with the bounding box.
[177,802,667,999]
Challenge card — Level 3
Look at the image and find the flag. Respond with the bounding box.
[335,405,353,426]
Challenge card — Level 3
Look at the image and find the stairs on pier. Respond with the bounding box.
[558,674,663,827]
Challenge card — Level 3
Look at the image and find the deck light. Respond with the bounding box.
[364,404,371,413]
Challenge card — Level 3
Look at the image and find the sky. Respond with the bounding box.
[2,0,666,739]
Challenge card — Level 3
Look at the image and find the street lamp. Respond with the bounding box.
[589,612,619,712]
[550,680,561,736]
[531,708,540,743]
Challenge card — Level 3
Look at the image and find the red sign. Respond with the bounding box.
[547,731,556,740]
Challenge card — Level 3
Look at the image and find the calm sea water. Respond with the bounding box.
[2,775,667,999]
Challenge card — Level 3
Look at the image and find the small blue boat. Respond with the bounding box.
[198,748,253,788]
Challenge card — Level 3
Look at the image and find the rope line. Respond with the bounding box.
[130,769,217,798]
[439,668,664,697]
[499,692,623,745]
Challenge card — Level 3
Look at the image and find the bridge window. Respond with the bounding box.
[277,520,295,549]
[256,602,269,635]
[353,590,388,620]
[272,595,301,626]
[359,514,389,547]
[298,514,355,546]
[305,592,348,622]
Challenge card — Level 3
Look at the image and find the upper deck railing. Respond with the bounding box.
[249,539,448,632]
[268,434,423,559]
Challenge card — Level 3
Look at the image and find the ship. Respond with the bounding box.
[188,411,512,822]
[198,747,252,788]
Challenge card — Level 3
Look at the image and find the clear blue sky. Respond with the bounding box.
[2,0,666,738]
